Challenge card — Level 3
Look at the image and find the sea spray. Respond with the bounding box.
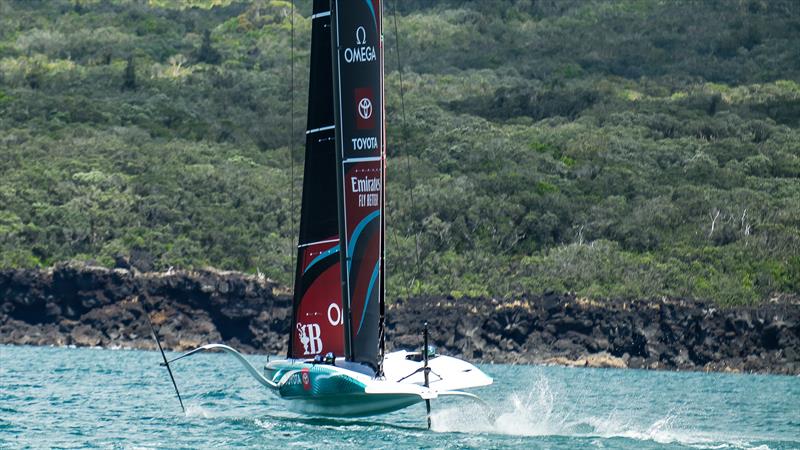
[432,372,567,435]
[430,370,770,449]
[184,404,214,419]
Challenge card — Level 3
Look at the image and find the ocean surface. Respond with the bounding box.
[0,345,797,449]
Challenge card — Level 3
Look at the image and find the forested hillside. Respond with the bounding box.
[1,0,799,305]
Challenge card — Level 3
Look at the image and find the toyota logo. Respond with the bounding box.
[358,97,372,120]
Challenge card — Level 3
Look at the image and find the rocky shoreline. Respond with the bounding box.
[1,263,798,375]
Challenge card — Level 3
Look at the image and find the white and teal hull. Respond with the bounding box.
[164,345,492,418]
[264,350,492,417]
[265,359,423,416]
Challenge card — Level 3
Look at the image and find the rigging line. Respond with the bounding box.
[391,0,421,295]
[288,0,296,290]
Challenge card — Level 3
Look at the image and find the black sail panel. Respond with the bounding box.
[299,0,338,245]
[289,0,345,359]
[331,0,385,370]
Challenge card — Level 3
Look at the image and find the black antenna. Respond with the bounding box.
[141,299,185,414]
[423,321,431,429]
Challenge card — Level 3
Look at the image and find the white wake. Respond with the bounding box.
[430,374,768,449]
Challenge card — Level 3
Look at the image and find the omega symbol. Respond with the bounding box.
[355,26,366,45]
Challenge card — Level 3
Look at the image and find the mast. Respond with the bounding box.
[330,0,385,370]
[378,0,386,374]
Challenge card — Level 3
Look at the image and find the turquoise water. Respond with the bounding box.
[0,345,797,449]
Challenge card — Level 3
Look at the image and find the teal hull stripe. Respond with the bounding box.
[346,210,380,273]
[357,260,381,335]
[303,244,340,274]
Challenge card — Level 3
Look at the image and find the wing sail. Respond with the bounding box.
[289,0,345,359]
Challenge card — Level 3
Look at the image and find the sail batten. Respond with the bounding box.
[306,125,335,135]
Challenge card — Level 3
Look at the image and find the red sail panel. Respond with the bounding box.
[343,161,382,356]
[331,0,384,370]
[290,239,345,358]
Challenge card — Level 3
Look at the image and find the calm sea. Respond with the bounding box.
[0,345,797,449]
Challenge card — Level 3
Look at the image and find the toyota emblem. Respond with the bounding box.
[358,97,373,120]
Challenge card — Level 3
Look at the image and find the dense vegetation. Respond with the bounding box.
[1,0,799,305]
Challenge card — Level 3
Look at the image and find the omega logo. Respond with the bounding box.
[355,26,366,45]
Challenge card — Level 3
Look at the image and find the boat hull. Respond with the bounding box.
[279,392,424,417]
[263,351,492,417]
[264,359,425,417]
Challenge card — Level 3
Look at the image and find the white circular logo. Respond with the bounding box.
[327,302,342,326]
[358,97,372,120]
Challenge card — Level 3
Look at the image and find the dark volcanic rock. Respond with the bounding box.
[1,263,798,375]
[0,263,290,355]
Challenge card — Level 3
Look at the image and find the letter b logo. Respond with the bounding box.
[302,323,323,355]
